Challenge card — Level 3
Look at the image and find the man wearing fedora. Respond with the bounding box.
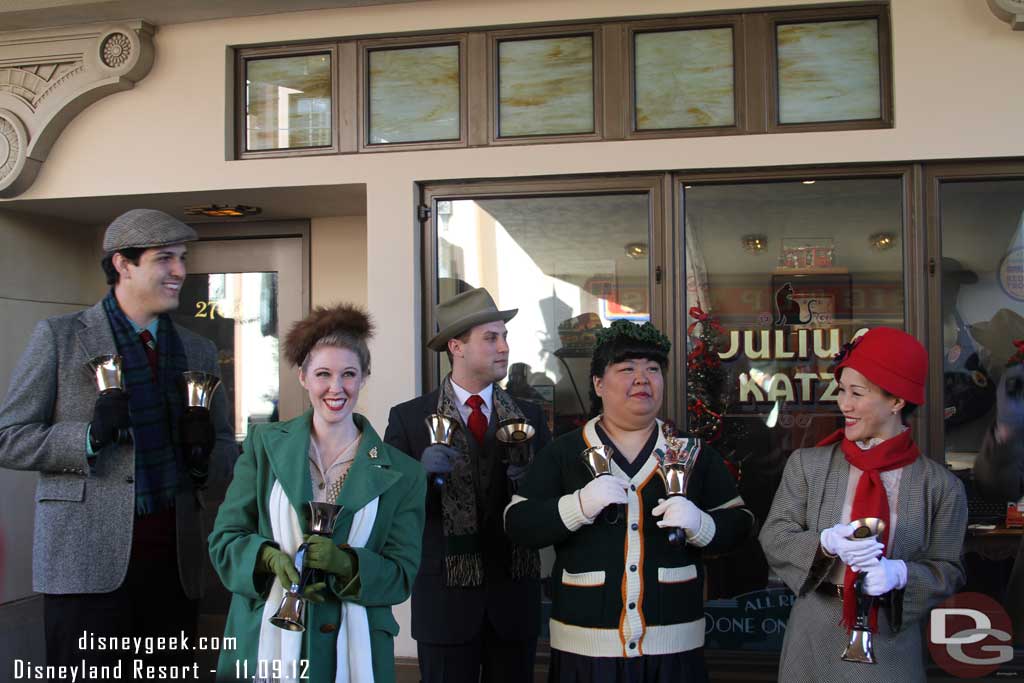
[0,209,233,673]
[385,287,551,683]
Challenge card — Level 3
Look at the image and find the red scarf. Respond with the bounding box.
[817,428,920,630]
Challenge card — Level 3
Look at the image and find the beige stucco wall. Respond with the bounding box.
[0,0,1022,656]
[0,210,104,603]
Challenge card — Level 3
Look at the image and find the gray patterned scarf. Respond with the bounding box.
[437,375,540,587]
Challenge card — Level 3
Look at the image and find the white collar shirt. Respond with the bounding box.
[450,379,493,426]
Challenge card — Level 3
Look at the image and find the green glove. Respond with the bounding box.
[303,535,355,581]
[257,544,300,589]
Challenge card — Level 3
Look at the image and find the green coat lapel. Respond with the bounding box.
[334,415,403,543]
[263,411,315,533]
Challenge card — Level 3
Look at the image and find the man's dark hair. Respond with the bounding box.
[100,248,145,285]
[444,329,474,366]
[588,336,670,417]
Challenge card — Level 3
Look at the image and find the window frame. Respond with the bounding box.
[357,33,468,152]
[625,14,746,139]
[234,42,341,159]
[764,3,893,133]
[486,25,605,145]
[418,174,671,413]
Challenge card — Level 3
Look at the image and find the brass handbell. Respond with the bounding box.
[270,546,309,632]
[840,517,887,664]
[582,445,613,477]
[425,414,457,486]
[180,371,222,409]
[496,419,536,466]
[87,355,131,444]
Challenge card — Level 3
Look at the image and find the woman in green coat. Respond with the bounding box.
[209,304,426,683]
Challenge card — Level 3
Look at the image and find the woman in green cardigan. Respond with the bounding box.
[506,321,753,683]
[209,305,426,683]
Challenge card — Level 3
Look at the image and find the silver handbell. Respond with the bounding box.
[841,574,876,664]
[270,547,308,632]
[840,517,887,664]
[581,445,613,477]
[180,371,221,409]
[496,419,536,466]
[307,501,344,535]
[425,414,458,486]
[87,355,131,445]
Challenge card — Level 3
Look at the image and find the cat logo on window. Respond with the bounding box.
[774,282,818,326]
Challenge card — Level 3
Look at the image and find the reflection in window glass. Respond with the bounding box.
[436,194,649,437]
[776,19,880,124]
[498,35,594,137]
[368,44,460,144]
[246,54,332,151]
[634,28,735,130]
[940,180,1024,455]
[683,178,904,649]
[173,272,280,441]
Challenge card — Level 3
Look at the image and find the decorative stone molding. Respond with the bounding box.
[0,21,154,197]
[988,0,1024,29]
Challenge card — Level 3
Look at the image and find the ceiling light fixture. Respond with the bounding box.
[801,180,816,185]
[742,234,768,253]
[870,232,896,250]
[625,242,648,259]
[184,204,262,218]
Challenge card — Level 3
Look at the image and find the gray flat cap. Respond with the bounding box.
[103,209,197,253]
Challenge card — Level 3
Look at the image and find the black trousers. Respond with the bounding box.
[417,618,538,683]
[43,508,198,679]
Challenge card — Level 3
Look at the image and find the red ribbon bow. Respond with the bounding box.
[687,306,725,336]
[1009,339,1024,366]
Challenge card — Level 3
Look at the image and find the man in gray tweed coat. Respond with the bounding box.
[0,209,234,675]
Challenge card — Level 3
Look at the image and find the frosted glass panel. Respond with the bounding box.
[246,54,332,151]
[635,28,735,130]
[777,19,880,124]
[368,44,460,144]
[498,35,594,137]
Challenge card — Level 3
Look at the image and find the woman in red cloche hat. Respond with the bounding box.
[759,327,967,682]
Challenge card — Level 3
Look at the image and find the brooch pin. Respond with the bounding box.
[368,446,378,460]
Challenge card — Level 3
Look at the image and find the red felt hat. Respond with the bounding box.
[835,327,927,406]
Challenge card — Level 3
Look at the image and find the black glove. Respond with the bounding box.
[180,407,216,485]
[89,389,131,450]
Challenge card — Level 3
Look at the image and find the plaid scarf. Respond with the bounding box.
[437,376,540,587]
[102,290,189,515]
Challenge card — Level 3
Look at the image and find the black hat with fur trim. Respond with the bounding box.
[284,304,374,372]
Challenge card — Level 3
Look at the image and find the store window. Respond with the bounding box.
[681,176,906,650]
[938,178,1024,646]
[429,189,655,437]
[243,51,333,152]
[633,26,736,131]
[495,34,596,138]
[366,43,461,144]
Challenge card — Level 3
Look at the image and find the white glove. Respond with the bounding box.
[819,522,884,568]
[652,496,702,532]
[862,557,907,596]
[578,476,628,520]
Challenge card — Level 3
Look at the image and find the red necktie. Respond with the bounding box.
[139,329,158,380]
[465,394,487,445]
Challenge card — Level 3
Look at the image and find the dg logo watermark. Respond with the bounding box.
[928,592,1015,678]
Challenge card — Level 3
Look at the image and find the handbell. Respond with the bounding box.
[496,420,535,445]
[425,414,457,486]
[87,355,130,445]
[841,573,876,664]
[849,517,886,540]
[270,547,308,632]
[268,586,307,632]
[180,371,222,410]
[88,355,125,393]
[582,445,613,477]
[307,501,344,536]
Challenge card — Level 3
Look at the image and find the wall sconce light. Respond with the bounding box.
[185,204,262,218]
[742,234,768,253]
[625,242,648,259]
[870,232,896,251]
